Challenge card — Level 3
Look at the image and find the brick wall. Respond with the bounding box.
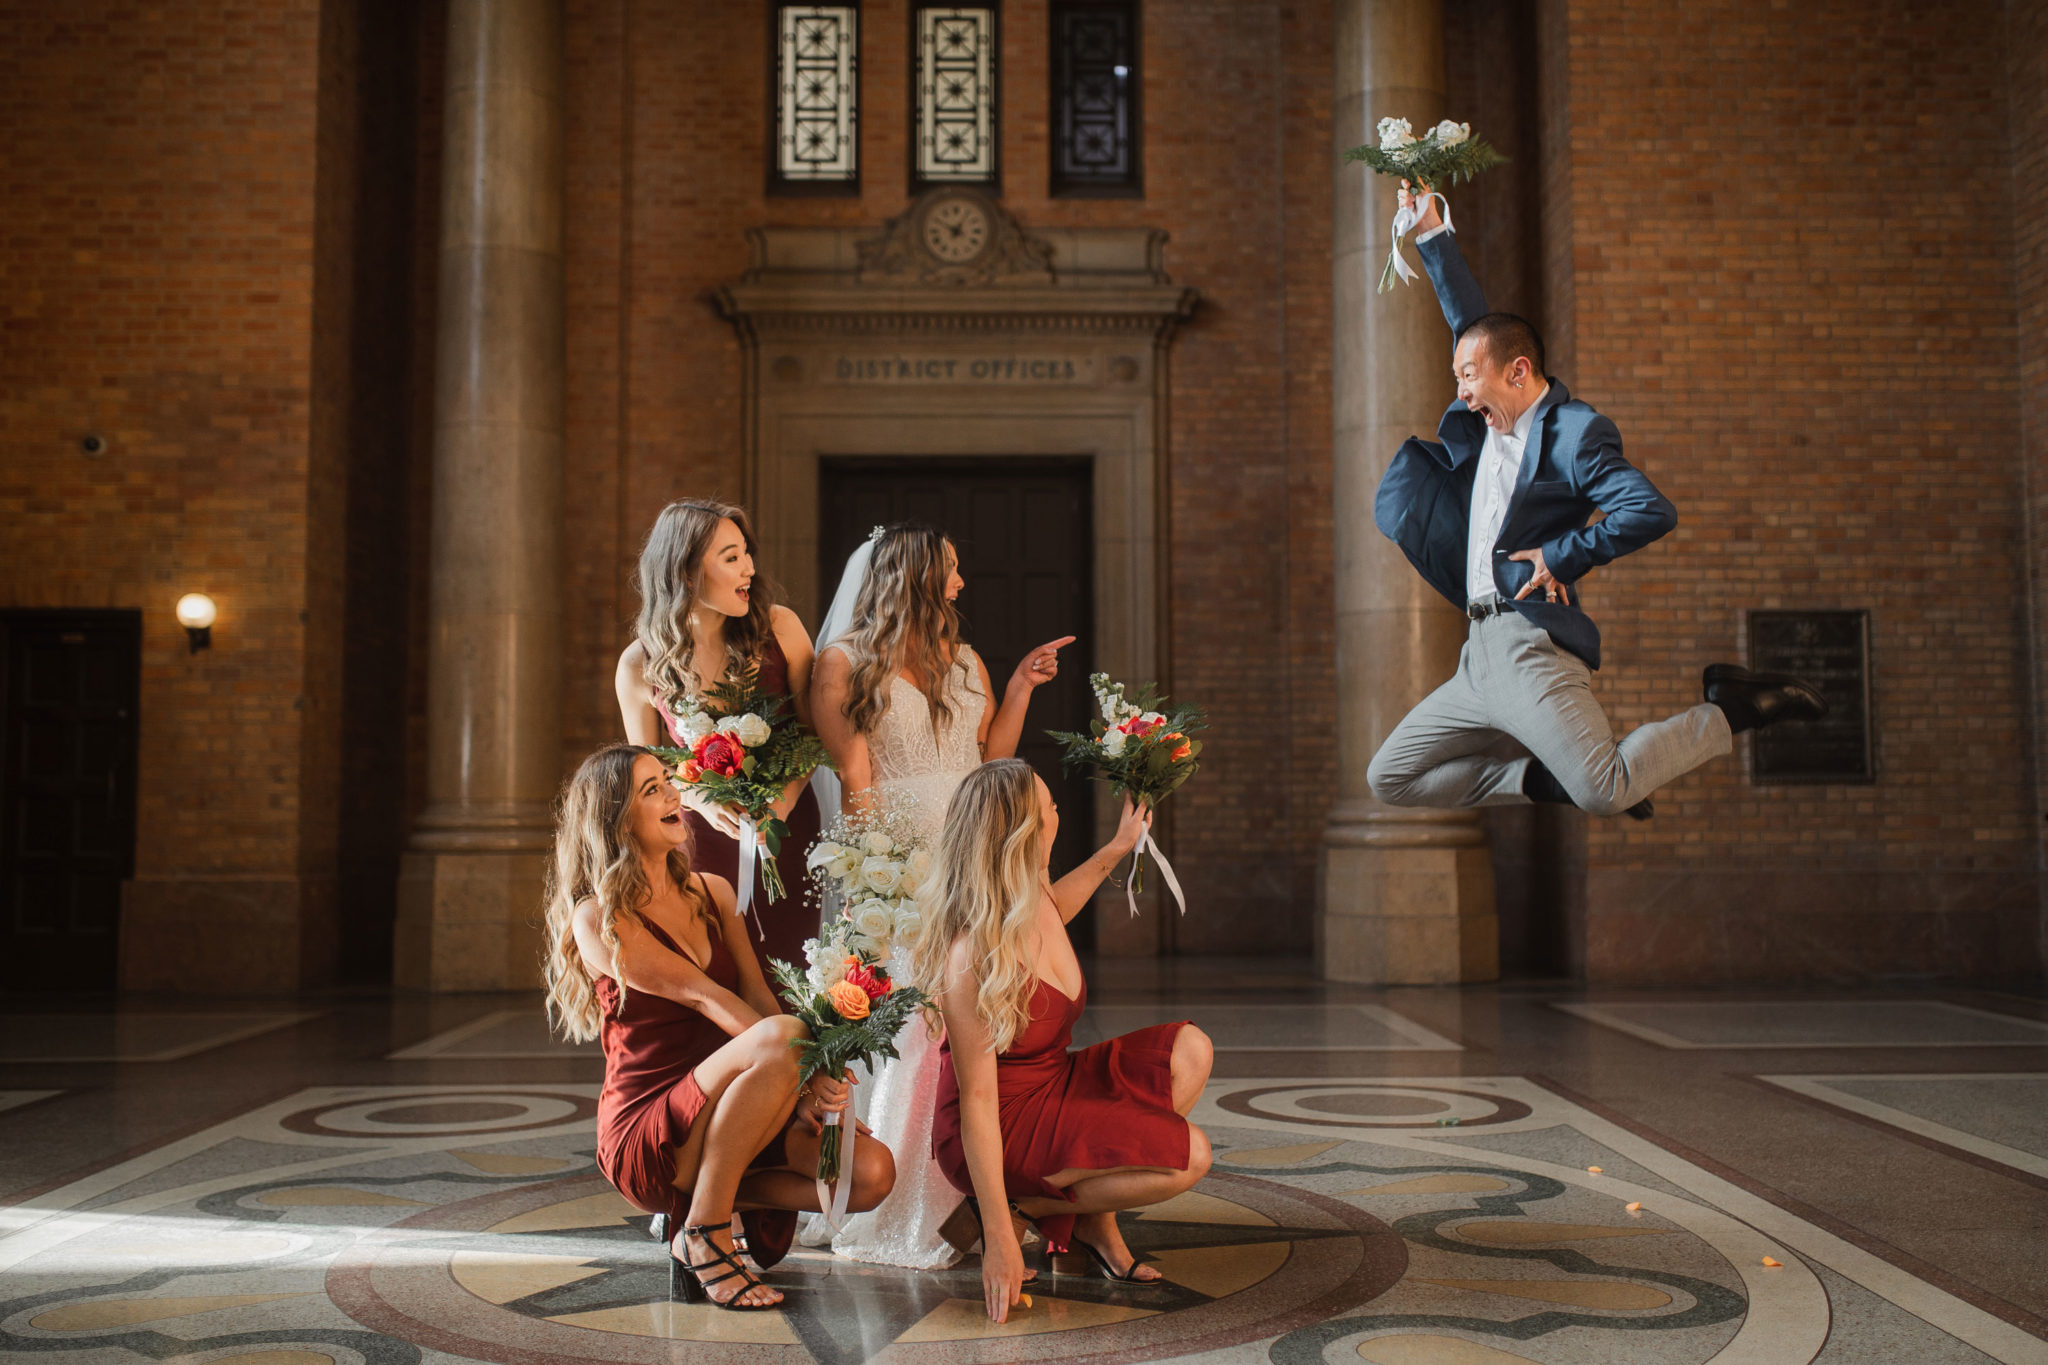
[0,3,334,989]
[2010,0,2048,971]
[563,0,1340,954]
[7,0,2040,984]
[1549,0,2040,980]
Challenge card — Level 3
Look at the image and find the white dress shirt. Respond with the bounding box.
[1465,381,1548,605]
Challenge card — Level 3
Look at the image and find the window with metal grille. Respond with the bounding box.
[1050,1,1138,197]
[913,5,998,188]
[773,4,859,193]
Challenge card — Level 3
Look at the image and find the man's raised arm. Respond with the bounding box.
[1398,177,1488,343]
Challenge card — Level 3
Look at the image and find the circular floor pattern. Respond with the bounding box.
[327,1170,1409,1365]
[1216,1084,1531,1130]
[280,1091,597,1139]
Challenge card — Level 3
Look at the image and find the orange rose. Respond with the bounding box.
[680,759,704,783]
[825,979,871,1020]
[1162,732,1192,761]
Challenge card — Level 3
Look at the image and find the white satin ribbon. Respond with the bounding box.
[813,1111,857,1231]
[1382,190,1452,291]
[735,814,762,939]
[1123,827,1187,918]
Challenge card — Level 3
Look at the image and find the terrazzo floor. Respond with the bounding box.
[1,963,2044,1364]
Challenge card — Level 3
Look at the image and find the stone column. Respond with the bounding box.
[395,0,566,991]
[1320,0,1497,984]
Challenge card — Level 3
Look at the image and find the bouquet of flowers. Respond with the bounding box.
[767,920,931,1226]
[802,801,932,962]
[652,659,832,923]
[1342,116,1507,293]
[1047,673,1207,915]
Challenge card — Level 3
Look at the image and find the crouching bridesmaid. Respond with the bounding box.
[542,744,896,1309]
[912,758,1215,1323]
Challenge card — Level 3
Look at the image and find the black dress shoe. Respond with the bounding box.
[1702,664,1829,734]
[1523,760,1654,820]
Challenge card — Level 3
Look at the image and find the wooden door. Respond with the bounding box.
[0,611,141,991]
[818,458,1098,948]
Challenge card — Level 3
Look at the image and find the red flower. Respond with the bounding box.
[691,731,746,778]
[1117,715,1164,739]
[844,959,893,1000]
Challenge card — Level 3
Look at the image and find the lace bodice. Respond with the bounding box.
[865,648,988,837]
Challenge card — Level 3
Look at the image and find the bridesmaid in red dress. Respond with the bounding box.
[916,759,1215,1324]
[542,744,895,1309]
[617,499,824,970]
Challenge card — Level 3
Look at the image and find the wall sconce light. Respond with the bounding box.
[175,593,217,653]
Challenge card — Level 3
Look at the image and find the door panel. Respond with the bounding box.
[819,459,1098,949]
[1,611,141,991]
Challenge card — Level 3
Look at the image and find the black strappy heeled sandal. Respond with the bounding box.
[671,1223,780,1310]
[1072,1231,1165,1285]
[655,1212,756,1260]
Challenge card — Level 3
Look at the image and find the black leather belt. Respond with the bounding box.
[1466,597,1509,621]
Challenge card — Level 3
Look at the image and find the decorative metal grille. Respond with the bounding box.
[915,6,997,184]
[776,5,858,185]
[1051,2,1137,194]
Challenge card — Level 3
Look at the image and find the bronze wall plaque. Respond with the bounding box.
[1747,609,1874,784]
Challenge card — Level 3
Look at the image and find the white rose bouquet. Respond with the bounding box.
[1343,115,1507,292]
[799,801,930,969]
[652,658,832,919]
[771,799,937,1225]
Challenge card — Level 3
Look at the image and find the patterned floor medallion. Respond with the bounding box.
[1,1079,2040,1364]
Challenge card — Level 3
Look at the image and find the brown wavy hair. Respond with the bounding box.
[636,499,779,720]
[542,744,707,1042]
[835,522,970,736]
[907,759,1047,1053]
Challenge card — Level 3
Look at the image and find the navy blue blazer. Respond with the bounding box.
[1372,230,1676,670]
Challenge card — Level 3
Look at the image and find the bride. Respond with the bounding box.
[806,522,1071,1268]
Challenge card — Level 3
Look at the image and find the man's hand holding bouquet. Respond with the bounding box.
[1343,116,1506,293]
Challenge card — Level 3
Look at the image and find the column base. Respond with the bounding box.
[119,874,338,992]
[1319,839,1499,984]
[394,849,548,992]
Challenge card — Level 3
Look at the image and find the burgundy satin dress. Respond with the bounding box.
[932,975,1189,1246]
[592,904,794,1256]
[657,632,824,973]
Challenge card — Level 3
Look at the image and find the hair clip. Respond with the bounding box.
[867,525,886,543]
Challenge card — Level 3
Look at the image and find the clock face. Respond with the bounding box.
[922,197,990,264]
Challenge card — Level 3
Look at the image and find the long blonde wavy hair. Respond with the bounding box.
[542,744,704,1043]
[835,522,973,737]
[908,758,1048,1054]
[636,499,778,719]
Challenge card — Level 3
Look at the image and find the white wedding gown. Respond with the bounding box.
[807,649,988,1269]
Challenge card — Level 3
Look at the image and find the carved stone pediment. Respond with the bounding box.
[718,206,1196,341]
[855,189,1056,286]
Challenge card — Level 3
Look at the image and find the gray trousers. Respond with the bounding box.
[1366,610,1732,815]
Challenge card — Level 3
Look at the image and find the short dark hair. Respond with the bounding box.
[1461,312,1545,378]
